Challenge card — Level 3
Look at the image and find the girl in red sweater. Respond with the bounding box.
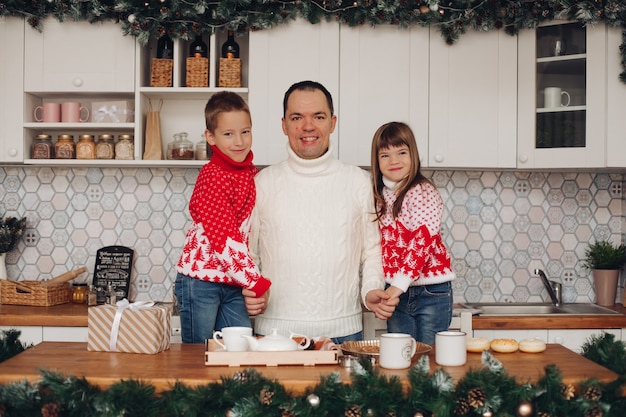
[175,92,270,343]
[371,122,455,344]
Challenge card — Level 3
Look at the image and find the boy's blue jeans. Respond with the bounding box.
[174,273,251,344]
[386,281,452,345]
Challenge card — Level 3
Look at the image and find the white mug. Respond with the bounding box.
[544,87,571,108]
[213,326,252,351]
[379,333,417,369]
[435,331,467,366]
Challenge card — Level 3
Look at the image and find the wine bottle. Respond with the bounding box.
[221,30,240,59]
[156,34,173,59]
[189,34,208,58]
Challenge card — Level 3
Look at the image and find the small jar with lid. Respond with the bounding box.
[195,134,211,160]
[72,283,88,304]
[76,134,96,159]
[115,134,134,160]
[171,132,194,160]
[96,134,115,159]
[31,134,54,159]
[55,134,75,159]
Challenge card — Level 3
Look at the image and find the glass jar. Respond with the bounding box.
[171,132,194,160]
[76,134,96,159]
[31,134,54,159]
[195,135,210,160]
[96,134,115,159]
[55,134,75,159]
[72,283,88,304]
[115,134,134,160]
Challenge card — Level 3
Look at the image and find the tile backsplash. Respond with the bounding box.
[1,166,624,305]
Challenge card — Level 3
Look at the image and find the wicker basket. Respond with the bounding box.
[150,58,173,87]
[219,58,242,88]
[186,57,209,87]
[0,280,71,306]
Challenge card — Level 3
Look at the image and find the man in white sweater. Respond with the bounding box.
[244,81,396,342]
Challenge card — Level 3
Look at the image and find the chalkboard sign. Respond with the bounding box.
[92,245,134,304]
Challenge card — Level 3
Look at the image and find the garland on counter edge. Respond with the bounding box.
[1,0,626,84]
[0,331,625,417]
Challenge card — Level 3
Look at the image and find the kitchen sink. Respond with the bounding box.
[461,302,621,316]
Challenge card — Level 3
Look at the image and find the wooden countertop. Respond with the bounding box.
[471,304,626,330]
[1,303,625,329]
[0,342,617,395]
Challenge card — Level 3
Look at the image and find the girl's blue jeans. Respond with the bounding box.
[174,273,251,344]
[386,281,452,344]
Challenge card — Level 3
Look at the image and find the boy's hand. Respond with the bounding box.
[384,285,403,301]
[243,288,269,316]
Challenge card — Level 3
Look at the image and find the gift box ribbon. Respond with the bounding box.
[93,105,134,123]
[109,299,156,352]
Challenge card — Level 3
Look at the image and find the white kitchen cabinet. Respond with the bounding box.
[0,325,88,346]
[517,22,607,168]
[0,326,43,346]
[474,328,621,353]
[337,25,429,167]
[0,17,25,163]
[429,29,518,168]
[248,19,340,166]
[605,26,626,168]
[24,18,135,92]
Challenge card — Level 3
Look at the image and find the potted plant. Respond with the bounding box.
[582,239,626,306]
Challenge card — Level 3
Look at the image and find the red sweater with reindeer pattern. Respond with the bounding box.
[176,145,271,297]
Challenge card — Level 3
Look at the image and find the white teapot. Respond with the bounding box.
[242,329,311,351]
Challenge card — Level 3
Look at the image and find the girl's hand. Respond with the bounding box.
[385,285,403,301]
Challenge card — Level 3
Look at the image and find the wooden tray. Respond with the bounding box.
[204,339,339,367]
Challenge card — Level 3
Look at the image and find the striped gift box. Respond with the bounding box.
[88,302,171,354]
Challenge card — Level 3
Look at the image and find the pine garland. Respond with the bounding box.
[1,0,626,83]
[0,332,625,416]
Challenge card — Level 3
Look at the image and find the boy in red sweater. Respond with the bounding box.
[175,92,271,343]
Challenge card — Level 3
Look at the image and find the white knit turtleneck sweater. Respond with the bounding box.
[249,144,385,338]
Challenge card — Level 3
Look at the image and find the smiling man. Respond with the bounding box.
[244,80,397,343]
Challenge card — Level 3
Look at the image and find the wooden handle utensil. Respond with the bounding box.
[41,267,87,287]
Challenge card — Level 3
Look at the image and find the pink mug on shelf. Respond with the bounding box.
[61,101,90,123]
[34,102,61,123]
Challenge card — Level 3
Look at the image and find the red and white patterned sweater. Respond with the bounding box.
[176,145,271,297]
[379,180,455,292]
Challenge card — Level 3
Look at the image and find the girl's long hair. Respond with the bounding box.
[371,122,432,220]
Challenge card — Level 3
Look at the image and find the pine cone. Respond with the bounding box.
[259,388,275,405]
[561,383,575,400]
[584,386,602,401]
[281,410,295,417]
[345,404,362,417]
[537,412,552,417]
[584,405,603,417]
[41,402,60,417]
[233,371,248,383]
[453,398,470,415]
[467,387,487,408]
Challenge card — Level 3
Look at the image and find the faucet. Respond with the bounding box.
[534,269,562,307]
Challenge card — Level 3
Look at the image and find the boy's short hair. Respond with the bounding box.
[204,91,251,132]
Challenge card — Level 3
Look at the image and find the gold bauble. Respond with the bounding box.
[517,400,533,417]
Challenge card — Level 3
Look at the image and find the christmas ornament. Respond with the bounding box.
[307,394,320,407]
[483,411,493,417]
[517,400,533,417]
[413,413,424,417]
[127,14,136,23]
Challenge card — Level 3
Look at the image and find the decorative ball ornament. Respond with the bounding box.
[413,413,424,417]
[127,14,136,23]
[517,400,533,417]
[307,394,320,407]
[483,411,493,417]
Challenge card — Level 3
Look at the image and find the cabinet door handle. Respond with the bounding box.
[73,78,84,87]
[434,154,444,163]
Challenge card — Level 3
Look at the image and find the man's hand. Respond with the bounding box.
[364,289,399,320]
[243,288,269,316]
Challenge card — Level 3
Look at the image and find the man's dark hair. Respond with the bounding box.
[282,80,334,117]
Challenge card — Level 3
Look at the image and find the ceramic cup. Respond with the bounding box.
[435,330,467,366]
[34,102,61,122]
[379,333,417,369]
[544,87,570,108]
[61,101,90,122]
[213,326,253,351]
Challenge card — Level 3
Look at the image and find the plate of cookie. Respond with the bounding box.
[341,340,432,358]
